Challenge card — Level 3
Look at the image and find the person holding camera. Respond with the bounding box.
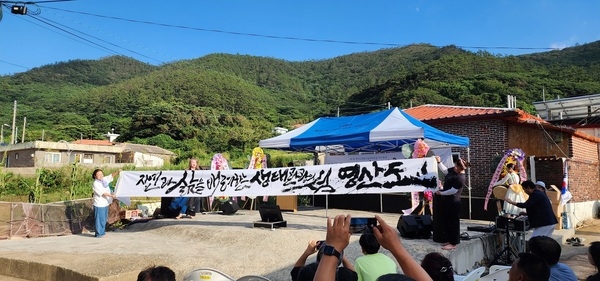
[314,215,432,281]
[291,239,356,281]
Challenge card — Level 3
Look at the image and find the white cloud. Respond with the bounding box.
[550,42,568,50]
[550,36,578,50]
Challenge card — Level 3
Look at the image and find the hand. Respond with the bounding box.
[434,156,441,163]
[435,190,441,195]
[372,215,402,252]
[303,240,319,255]
[325,214,351,252]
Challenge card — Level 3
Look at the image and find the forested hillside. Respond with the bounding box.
[1,41,599,164]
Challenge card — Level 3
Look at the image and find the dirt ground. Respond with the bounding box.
[0,208,598,281]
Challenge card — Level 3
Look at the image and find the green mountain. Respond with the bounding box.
[1,41,599,163]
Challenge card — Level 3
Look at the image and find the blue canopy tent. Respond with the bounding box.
[259,108,473,218]
[259,107,469,151]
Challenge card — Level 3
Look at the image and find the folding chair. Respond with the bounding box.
[237,275,272,281]
[453,266,486,281]
[479,268,510,281]
[183,268,235,281]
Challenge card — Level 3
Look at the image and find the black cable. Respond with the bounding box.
[41,6,561,52]
[26,15,119,55]
[41,8,172,63]
[35,15,163,63]
[0,59,28,70]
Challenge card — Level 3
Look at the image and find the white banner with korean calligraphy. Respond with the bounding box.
[114,158,439,197]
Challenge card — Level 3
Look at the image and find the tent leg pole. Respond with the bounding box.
[380,193,383,213]
[326,194,328,217]
[467,146,472,220]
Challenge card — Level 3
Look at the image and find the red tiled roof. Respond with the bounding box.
[404,104,514,120]
[403,104,548,124]
[403,104,600,143]
[72,139,114,146]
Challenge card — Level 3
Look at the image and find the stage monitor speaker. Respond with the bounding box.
[258,204,284,222]
[221,199,240,215]
[397,215,432,239]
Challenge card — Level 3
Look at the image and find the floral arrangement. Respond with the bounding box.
[412,139,430,159]
[484,148,528,210]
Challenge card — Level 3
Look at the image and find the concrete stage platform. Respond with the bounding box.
[0,207,575,281]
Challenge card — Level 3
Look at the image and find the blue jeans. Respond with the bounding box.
[94,206,108,237]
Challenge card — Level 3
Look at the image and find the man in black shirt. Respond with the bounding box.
[505,180,558,237]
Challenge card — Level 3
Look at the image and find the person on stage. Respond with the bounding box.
[92,168,121,238]
[504,180,558,237]
[493,163,526,215]
[186,158,204,217]
[434,156,469,250]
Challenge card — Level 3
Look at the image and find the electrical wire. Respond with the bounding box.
[41,8,172,63]
[41,6,561,52]
[535,121,569,158]
[34,15,163,63]
[0,12,108,70]
[26,15,119,55]
[0,59,28,70]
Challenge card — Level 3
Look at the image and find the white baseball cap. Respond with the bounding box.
[535,181,546,189]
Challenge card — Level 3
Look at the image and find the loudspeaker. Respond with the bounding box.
[160,197,178,218]
[221,199,240,215]
[397,215,432,239]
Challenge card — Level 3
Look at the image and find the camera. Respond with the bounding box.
[349,217,377,234]
[316,240,325,249]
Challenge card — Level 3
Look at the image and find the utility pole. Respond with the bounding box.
[11,100,17,144]
[21,116,26,143]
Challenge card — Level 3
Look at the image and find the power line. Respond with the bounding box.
[35,15,164,63]
[41,8,172,63]
[41,6,561,52]
[27,15,120,55]
[0,59,28,71]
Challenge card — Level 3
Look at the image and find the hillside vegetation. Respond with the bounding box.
[1,42,600,165]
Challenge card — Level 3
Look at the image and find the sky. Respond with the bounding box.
[0,1,599,76]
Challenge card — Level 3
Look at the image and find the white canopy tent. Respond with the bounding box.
[259,108,473,218]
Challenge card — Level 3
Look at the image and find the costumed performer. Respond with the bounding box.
[434,155,469,250]
[493,163,526,215]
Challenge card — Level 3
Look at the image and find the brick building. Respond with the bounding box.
[404,104,600,223]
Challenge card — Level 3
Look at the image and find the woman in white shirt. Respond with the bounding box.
[92,168,121,238]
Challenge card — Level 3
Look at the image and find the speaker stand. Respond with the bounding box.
[490,217,518,265]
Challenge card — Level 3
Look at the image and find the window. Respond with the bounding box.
[15,153,19,160]
[102,156,113,164]
[45,152,61,163]
[82,154,93,164]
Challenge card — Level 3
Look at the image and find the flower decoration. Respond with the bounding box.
[412,139,430,159]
